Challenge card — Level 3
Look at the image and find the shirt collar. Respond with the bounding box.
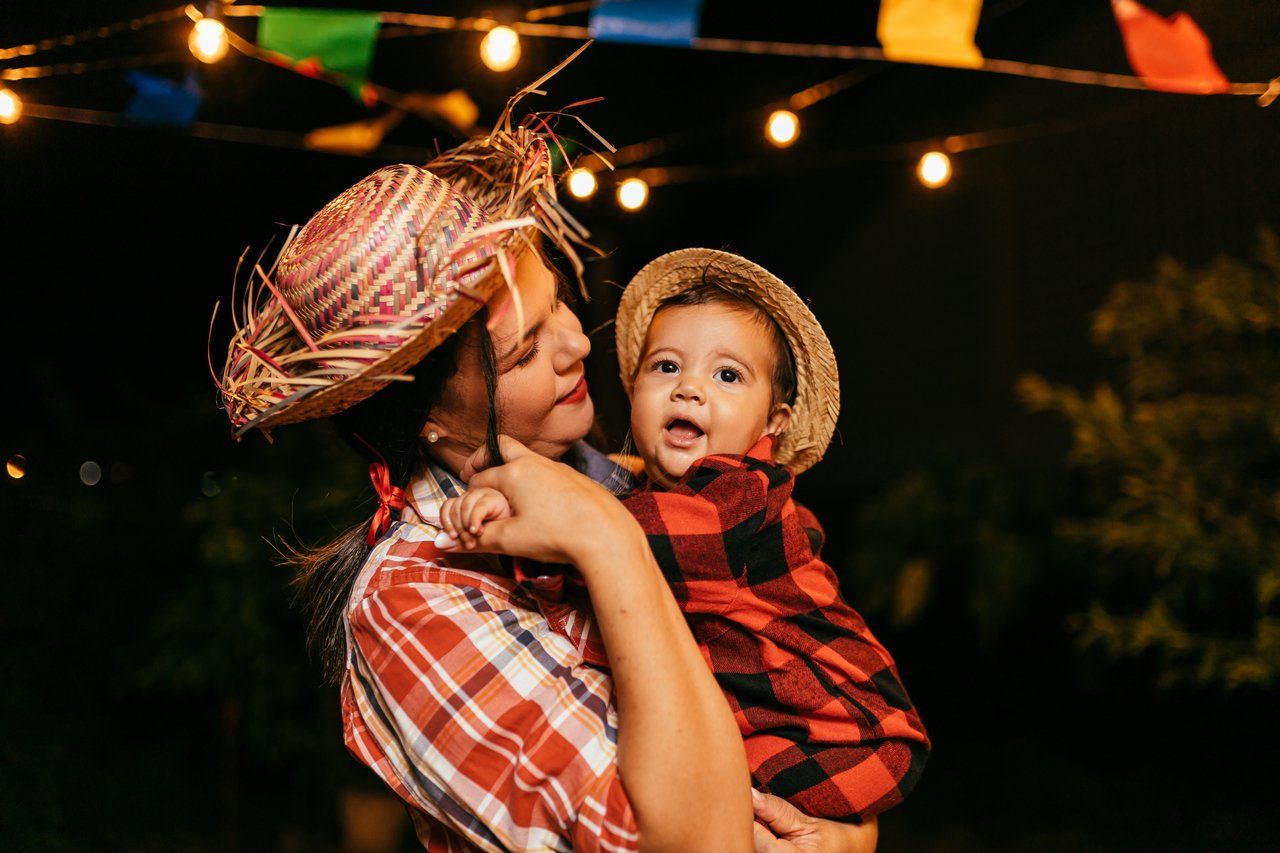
[402,440,634,528]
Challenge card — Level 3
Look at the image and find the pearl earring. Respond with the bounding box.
[427,430,440,443]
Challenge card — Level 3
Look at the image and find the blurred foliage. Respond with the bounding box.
[845,455,1068,646]
[135,426,367,770]
[1017,231,1280,690]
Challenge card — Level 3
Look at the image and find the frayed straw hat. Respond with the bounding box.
[615,249,840,474]
[216,49,600,437]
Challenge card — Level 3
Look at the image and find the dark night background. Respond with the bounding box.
[3,1,1279,850]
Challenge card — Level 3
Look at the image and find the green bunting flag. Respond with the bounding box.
[258,8,380,101]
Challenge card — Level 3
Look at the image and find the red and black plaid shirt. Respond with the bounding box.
[620,437,931,821]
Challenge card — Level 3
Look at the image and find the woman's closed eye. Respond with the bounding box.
[513,340,541,368]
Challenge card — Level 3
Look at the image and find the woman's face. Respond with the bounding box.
[426,248,595,470]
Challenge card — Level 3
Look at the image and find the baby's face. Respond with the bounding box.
[630,303,790,489]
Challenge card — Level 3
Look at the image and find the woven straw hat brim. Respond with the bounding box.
[615,248,840,474]
[232,265,507,436]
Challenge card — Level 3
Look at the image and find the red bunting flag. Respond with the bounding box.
[1111,0,1229,94]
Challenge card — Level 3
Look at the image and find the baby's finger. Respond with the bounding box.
[439,499,457,538]
[474,491,509,524]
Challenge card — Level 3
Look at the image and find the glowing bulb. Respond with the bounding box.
[189,18,229,64]
[0,87,22,125]
[766,110,799,147]
[6,454,26,480]
[480,26,521,72]
[617,178,648,212]
[917,151,952,188]
[567,168,597,200]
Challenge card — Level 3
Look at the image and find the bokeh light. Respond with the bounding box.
[567,168,597,199]
[0,87,22,125]
[189,18,229,64]
[617,178,649,211]
[6,454,26,480]
[480,26,521,72]
[766,109,800,147]
[918,151,952,188]
[80,461,102,486]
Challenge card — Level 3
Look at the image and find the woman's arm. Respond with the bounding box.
[461,437,754,852]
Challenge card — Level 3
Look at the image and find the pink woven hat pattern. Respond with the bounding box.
[216,44,604,436]
[615,248,841,474]
[216,165,491,434]
[217,123,595,437]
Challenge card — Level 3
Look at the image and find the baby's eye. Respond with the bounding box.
[716,368,741,383]
[653,359,679,374]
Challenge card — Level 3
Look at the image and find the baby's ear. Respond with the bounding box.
[763,402,792,438]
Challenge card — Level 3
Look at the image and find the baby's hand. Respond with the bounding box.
[436,487,512,550]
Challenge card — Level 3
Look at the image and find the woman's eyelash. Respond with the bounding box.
[514,341,540,367]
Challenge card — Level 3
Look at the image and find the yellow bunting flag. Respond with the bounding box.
[877,0,985,70]
[304,111,402,156]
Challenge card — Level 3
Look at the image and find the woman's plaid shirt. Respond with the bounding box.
[341,444,638,852]
[621,438,931,821]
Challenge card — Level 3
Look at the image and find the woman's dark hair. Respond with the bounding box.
[286,309,504,684]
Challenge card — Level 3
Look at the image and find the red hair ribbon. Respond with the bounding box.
[367,461,408,546]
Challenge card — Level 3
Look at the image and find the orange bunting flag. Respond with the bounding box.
[1111,1,1230,94]
[877,0,984,70]
[304,112,402,156]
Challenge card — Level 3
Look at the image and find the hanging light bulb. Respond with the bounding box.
[189,18,229,64]
[0,87,23,125]
[917,151,952,188]
[617,178,649,212]
[567,168,598,200]
[766,109,800,148]
[480,26,521,72]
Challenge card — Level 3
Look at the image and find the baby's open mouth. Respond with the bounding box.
[663,418,705,448]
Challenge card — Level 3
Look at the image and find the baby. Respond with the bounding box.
[440,249,929,821]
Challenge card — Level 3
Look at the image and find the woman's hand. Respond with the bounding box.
[453,435,644,567]
[751,789,878,853]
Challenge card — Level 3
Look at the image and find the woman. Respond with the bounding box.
[217,105,895,851]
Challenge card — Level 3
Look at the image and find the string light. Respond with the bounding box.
[6,455,26,480]
[189,18,229,64]
[0,87,22,124]
[480,26,520,72]
[917,151,952,188]
[567,168,597,199]
[617,177,648,211]
[766,109,799,147]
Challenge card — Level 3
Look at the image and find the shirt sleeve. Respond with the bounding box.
[346,575,638,852]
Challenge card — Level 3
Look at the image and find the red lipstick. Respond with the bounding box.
[556,376,588,406]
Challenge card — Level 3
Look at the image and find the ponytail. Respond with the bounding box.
[285,309,504,684]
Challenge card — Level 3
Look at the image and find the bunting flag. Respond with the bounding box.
[877,0,984,70]
[398,89,480,133]
[123,71,201,128]
[304,111,402,155]
[257,8,380,101]
[1111,0,1229,95]
[588,0,705,47]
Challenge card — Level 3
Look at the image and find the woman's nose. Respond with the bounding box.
[552,303,591,370]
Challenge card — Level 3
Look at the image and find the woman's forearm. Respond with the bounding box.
[577,526,753,852]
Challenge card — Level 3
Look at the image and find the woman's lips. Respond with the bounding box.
[556,375,588,406]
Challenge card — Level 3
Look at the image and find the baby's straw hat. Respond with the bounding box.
[615,249,840,474]
[217,51,598,437]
